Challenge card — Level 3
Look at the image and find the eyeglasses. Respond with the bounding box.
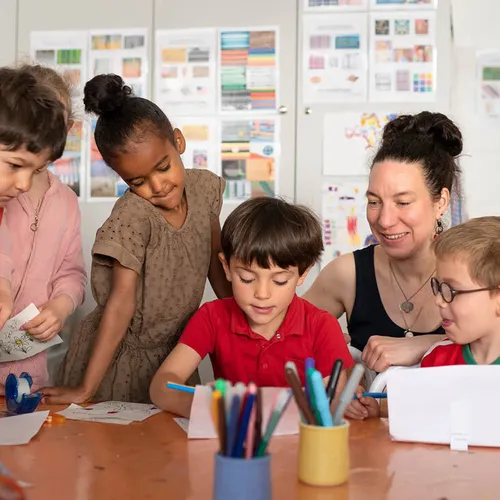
[430,277,500,304]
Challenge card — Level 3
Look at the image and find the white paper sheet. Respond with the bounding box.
[321,181,374,267]
[57,401,161,424]
[323,111,400,176]
[387,365,500,448]
[302,13,368,103]
[186,386,301,439]
[155,29,217,115]
[219,28,278,113]
[0,411,49,446]
[172,117,219,174]
[476,51,500,122]
[304,0,368,12]
[221,118,280,202]
[0,304,63,362]
[369,11,437,102]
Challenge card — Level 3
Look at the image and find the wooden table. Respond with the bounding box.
[1,405,499,500]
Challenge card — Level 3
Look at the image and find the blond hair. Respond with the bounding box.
[432,216,500,288]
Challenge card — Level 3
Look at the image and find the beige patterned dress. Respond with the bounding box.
[57,169,225,403]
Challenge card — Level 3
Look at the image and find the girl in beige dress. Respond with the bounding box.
[41,74,231,404]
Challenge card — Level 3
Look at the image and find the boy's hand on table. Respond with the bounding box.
[344,385,380,420]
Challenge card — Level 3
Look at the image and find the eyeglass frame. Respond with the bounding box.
[430,277,500,304]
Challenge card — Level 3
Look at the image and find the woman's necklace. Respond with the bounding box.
[389,269,426,337]
[388,261,435,314]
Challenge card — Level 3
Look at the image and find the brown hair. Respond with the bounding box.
[373,111,463,200]
[221,197,324,275]
[0,66,67,161]
[432,216,500,288]
[19,64,74,123]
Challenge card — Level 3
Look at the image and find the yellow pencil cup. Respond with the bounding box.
[298,420,350,487]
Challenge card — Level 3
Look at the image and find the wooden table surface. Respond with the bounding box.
[1,404,500,500]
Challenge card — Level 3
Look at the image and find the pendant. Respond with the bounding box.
[404,330,414,338]
[400,301,414,314]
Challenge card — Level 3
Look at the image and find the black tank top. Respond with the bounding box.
[347,245,444,352]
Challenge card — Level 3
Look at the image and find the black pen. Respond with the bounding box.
[326,359,343,404]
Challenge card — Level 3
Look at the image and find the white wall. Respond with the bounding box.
[0,1,17,66]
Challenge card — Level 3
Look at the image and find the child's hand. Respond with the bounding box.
[40,385,91,405]
[344,386,380,420]
[0,278,13,329]
[21,295,73,341]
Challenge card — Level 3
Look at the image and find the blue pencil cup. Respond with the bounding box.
[213,453,271,500]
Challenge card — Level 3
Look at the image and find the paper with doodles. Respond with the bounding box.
[186,385,300,439]
[0,303,63,362]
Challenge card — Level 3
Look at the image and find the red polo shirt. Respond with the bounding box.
[179,295,354,386]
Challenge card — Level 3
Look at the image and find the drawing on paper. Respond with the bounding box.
[344,112,399,149]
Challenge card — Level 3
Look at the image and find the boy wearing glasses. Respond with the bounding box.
[422,216,500,367]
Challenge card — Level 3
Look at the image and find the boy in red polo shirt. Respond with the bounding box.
[150,197,354,416]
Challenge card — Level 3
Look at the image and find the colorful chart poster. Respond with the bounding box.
[219,29,278,112]
[88,120,127,201]
[30,31,88,197]
[155,29,217,115]
[49,121,85,197]
[302,13,368,103]
[370,0,437,9]
[476,51,500,121]
[369,11,437,102]
[323,111,400,176]
[321,181,373,268]
[305,0,367,11]
[220,118,279,201]
[172,117,219,174]
[89,28,149,98]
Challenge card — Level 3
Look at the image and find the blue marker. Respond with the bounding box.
[354,392,387,399]
[232,391,256,457]
[166,382,195,393]
[310,370,333,427]
[226,394,241,457]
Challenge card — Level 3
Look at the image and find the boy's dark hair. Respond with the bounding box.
[221,197,324,275]
[372,111,463,200]
[84,74,175,168]
[0,67,67,161]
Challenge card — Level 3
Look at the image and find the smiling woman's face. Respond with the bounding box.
[366,159,449,259]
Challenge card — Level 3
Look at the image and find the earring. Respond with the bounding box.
[434,218,444,239]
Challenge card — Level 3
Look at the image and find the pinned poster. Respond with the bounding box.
[302,13,368,103]
[30,31,89,198]
[370,0,437,9]
[369,11,437,102]
[476,51,500,122]
[304,0,367,11]
[321,181,374,267]
[89,28,149,98]
[220,118,279,201]
[172,117,219,174]
[155,29,217,115]
[323,111,399,176]
[219,28,278,112]
[88,120,127,201]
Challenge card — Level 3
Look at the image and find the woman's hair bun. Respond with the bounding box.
[83,74,133,116]
[382,111,463,158]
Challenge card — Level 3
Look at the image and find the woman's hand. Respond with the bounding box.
[361,335,442,372]
[40,385,91,405]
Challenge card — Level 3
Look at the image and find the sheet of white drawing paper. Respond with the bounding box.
[388,365,500,448]
[57,404,132,425]
[187,385,300,439]
[0,411,49,445]
[0,304,62,362]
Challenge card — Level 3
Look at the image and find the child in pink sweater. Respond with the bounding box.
[0,66,86,391]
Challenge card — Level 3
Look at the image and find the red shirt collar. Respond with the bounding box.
[229,294,303,338]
